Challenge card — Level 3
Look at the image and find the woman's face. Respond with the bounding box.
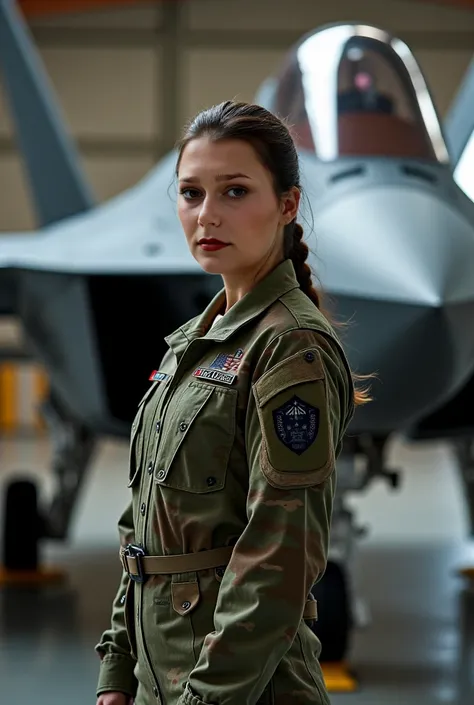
[177,137,299,278]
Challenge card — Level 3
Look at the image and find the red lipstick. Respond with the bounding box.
[198,238,229,252]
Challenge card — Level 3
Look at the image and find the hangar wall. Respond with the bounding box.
[0,0,473,431]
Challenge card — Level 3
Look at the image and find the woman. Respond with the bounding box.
[95,101,370,705]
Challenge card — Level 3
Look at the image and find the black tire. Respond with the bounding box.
[310,560,352,662]
[2,479,42,571]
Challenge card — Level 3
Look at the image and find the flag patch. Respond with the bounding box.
[149,370,169,382]
[209,348,244,373]
[192,348,244,386]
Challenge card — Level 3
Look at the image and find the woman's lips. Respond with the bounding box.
[198,238,230,251]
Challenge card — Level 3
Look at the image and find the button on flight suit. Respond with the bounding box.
[96,259,355,705]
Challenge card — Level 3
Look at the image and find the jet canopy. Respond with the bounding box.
[269,24,449,163]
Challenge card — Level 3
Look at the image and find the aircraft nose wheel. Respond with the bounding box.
[310,560,358,692]
[311,560,353,663]
[2,479,42,571]
[0,396,96,586]
[0,478,61,586]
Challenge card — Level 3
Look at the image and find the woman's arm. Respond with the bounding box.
[95,501,138,700]
[178,329,352,705]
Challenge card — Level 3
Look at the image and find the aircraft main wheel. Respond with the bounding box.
[2,479,42,572]
[311,560,352,662]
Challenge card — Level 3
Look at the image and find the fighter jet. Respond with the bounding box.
[2,0,474,670]
[408,55,474,542]
[254,23,474,665]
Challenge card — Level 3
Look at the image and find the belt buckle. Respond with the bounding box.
[122,544,146,583]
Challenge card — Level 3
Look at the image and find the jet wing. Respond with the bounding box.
[0,152,201,275]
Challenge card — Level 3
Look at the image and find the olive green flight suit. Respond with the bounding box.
[96,258,354,705]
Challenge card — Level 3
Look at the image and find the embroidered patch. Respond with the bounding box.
[272,395,320,455]
[209,348,244,373]
[193,367,236,385]
[149,370,169,382]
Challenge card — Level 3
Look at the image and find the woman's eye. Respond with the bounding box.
[227,187,247,199]
[180,188,201,200]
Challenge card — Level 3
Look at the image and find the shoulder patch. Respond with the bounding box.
[272,395,320,455]
[253,346,335,489]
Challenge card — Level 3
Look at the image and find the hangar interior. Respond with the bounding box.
[1,0,474,704]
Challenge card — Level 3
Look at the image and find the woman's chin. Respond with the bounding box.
[194,251,233,275]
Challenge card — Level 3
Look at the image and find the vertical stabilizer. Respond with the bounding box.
[0,0,95,227]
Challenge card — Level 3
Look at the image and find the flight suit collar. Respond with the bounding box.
[165,259,300,357]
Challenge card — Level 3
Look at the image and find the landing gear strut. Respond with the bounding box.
[311,434,402,692]
[0,393,96,584]
[453,437,474,582]
[454,437,474,538]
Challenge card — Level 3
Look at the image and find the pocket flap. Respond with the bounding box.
[254,347,325,408]
[171,581,200,616]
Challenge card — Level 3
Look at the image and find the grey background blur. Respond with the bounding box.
[1,0,474,233]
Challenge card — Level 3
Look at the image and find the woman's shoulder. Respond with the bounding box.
[277,286,336,337]
[253,287,343,359]
[251,296,352,394]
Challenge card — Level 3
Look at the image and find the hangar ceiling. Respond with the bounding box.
[16,0,474,19]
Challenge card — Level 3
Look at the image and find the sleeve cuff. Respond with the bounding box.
[96,653,138,698]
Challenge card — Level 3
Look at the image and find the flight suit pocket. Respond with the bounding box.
[128,380,169,487]
[128,401,146,487]
[171,576,201,616]
[253,347,335,490]
[154,381,237,493]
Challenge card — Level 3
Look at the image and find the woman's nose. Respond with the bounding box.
[198,197,221,227]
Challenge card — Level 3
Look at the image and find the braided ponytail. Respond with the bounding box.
[286,223,322,309]
[286,222,372,406]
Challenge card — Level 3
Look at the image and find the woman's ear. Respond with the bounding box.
[280,187,301,225]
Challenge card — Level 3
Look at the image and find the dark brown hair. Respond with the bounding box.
[176,100,371,405]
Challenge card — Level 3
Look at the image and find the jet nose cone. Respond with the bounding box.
[311,185,474,433]
[314,186,474,307]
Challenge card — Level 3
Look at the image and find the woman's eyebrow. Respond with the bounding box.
[178,172,251,184]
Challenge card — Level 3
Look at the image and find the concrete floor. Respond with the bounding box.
[1,433,474,704]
